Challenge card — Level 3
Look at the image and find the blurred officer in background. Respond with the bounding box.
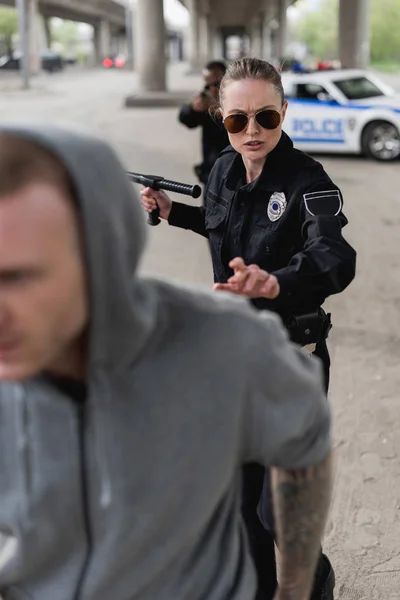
[179,60,229,185]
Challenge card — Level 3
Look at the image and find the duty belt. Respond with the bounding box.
[285,309,332,353]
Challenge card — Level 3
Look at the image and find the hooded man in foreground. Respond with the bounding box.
[0,124,332,600]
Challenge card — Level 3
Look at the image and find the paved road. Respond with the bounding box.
[1,65,399,600]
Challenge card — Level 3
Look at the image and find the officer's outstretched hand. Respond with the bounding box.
[140,187,173,220]
[213,257,280,300]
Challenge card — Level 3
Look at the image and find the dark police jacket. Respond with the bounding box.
[169,132,356,324]
[178,104,229,182]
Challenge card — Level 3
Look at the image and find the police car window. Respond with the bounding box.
[295,83,329,100]
[283,83,295,98]
[333,77,384,100]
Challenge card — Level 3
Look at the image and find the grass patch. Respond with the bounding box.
[370,61,400,74]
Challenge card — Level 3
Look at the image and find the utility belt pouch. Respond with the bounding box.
[286,309,332,347]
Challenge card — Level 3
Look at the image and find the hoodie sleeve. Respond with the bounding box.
[242,312,331,470]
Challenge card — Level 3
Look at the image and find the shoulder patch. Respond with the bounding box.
[303,189,342,217]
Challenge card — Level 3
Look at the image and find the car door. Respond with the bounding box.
[284,80,351,153]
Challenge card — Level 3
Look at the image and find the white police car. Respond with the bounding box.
[282,69,400,161]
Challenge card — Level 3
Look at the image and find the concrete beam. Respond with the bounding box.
[3,0,126,27]
[178,0,299,28]
[40,0,125,25]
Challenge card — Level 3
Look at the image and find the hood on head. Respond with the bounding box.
[0,123,151,370]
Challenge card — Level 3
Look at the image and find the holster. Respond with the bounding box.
[285,309,332,347]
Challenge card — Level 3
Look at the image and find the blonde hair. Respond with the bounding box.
[210,58,285,118]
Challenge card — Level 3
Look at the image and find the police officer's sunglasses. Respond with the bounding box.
[223,109,281,134]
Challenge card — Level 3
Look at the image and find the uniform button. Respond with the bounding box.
[233,238,238,244]
[265,246,270,252]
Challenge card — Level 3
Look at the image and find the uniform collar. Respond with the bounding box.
[225,132,294,192]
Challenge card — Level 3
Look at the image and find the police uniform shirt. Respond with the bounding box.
[168,132,356,320]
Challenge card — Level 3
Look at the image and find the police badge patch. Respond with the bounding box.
[267,192,287,222]
[303,189,343,216]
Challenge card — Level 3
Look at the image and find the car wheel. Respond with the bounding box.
[362,120,400,161]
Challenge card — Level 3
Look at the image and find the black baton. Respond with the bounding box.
[127,172,202,226]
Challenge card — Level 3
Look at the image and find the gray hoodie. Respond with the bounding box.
[0,124,331,600]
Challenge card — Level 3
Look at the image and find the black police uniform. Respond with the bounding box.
[168,131,356,599]
[178,104,229,184]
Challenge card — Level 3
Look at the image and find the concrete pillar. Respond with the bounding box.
[125,3,134,68]
[28,0,40,73]
[212,25,224,60]
[250,16,263,58]
[134,0,166,91]
[188,0,202,71]
[93,27,99,64]
[262,22,272,62]
[43,15,52,49]
[339,0,370,69]
[94,20,112,63]
[168,34,184,62]
[118,34,128,58]
[100,20,111,58]
[262,2,275,62]
[199,14,212,64]
[276,0,288,61]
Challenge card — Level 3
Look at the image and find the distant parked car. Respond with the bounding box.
[103,55,126,69]
[0,50,64,73]
[40,50,64,72]
[0,55,19,70]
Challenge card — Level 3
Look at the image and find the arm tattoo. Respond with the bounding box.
[271,452,333,599]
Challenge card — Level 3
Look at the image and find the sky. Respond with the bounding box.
[164,0,189,26]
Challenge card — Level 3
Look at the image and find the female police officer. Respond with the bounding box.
[141,58,356,600]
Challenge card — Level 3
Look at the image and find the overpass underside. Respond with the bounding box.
[135,0,371,93]
[4,0,370,94]
[2,0,127,70]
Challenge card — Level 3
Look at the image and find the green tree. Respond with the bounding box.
[370,0,400,63]
[292,0,400,66]
[293,0,338,60]
[51,19,80,55]
[0,7,18,57]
